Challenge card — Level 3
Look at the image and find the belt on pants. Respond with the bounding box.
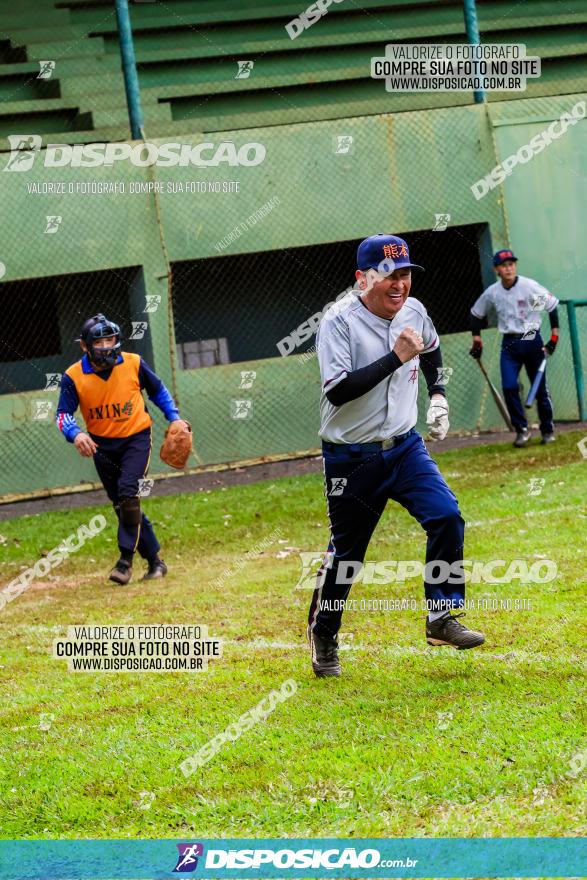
[322,428,416,456]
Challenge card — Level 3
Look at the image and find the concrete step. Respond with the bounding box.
[0,120,189,153]
[4,26,84,47]
[90,12,587,64]
[0,107,84,137]
[1,9,71,30]
[0,98,172,139]
[0,97,82,118]
[0,72,61,101]
[88,102,173,129]
[59,72,126,98]
[23,37,106,61]
[34,31,587,105]
[0,58,112,77]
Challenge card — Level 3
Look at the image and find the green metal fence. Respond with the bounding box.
[1,97,586,501]
[560,299,587,422]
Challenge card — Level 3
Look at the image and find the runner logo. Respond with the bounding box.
[137,479,154,498]
[239,370,257,389]
[44,373,62,390]
[37,61,56,79]
[522,321,540,341]
[294,551,332,590]
[530,290,550,311]
[32,400,53,421]
[328,477,347,496]
[44,215,62,234]
[231,399,253,419]
[236,60,254,79]
[173,843,204,873]
[334,135,354,154]
[130,321,148,340]
[433,213,451,231]
[143,295,161,313]
[4,135,42,172]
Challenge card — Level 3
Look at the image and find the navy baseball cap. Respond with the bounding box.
[357,233,424,274]
[493,248,517,266]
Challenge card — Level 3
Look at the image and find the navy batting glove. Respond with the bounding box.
[544,335,558,355]
[469,340,483,360]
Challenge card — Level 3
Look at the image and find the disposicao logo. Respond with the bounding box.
[3,137,266,171]
[4,135,42,171]
[173,843,204,873]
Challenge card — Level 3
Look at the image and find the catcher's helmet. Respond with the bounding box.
[77,314,122,368]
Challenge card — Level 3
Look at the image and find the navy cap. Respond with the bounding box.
[493,248,517,266]
[357,233,424,274]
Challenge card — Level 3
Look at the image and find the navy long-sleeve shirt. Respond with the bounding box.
[56,353,180,443]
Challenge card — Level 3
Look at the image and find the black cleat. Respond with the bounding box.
[109,559,132,585]
[142,558,168,580]
[426,613,485,650]
[307,625,341,677]
[541,433,556,444]
[513,428,531,448]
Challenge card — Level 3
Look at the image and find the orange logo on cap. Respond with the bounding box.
[383,243,409,259]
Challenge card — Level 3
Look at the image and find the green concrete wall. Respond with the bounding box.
[1,92,586,500]
[491,96,587,300]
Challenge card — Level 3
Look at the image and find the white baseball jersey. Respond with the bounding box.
[471,275,559,335]
[317,291,439,444]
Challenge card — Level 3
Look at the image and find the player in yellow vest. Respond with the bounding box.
[56,314,189,584]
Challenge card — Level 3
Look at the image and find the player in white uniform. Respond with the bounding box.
[307,233,485,677]
[469,249,560,446]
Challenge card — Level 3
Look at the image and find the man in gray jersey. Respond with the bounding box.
[469,249,560,447]
[307,233,485,677]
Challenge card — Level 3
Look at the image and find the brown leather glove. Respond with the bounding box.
[160,420,192,469]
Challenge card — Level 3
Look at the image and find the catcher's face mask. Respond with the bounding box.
[78,314,122,368]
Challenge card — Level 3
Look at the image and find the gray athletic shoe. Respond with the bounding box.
[109,559,132,585]
[307,625,341,677]
[426,613,485,650]
[513,428,531,448]
[541,433,556,444]
[142,559,168,580]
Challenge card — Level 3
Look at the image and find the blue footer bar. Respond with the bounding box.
[0,838,585,879]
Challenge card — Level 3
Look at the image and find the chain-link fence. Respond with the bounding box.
[0,267,163,499]
[0,1,586,500]
[1,216,584,503]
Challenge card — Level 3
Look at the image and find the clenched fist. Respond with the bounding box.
[393,327,424,363]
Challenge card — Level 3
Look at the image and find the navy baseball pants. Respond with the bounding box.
[500,333,553,434]
[92,427,160,558]
[308,430,465,640]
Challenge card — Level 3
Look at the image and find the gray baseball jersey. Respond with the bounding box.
[317,291,439,444]
[471,275,559,334]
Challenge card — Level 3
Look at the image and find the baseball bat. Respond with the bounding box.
[477,359,514,432]
[525,357,547,408]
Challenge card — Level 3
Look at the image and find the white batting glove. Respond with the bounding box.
[426,394,449,441]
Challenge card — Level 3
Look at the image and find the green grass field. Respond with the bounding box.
[0,432,586,839]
